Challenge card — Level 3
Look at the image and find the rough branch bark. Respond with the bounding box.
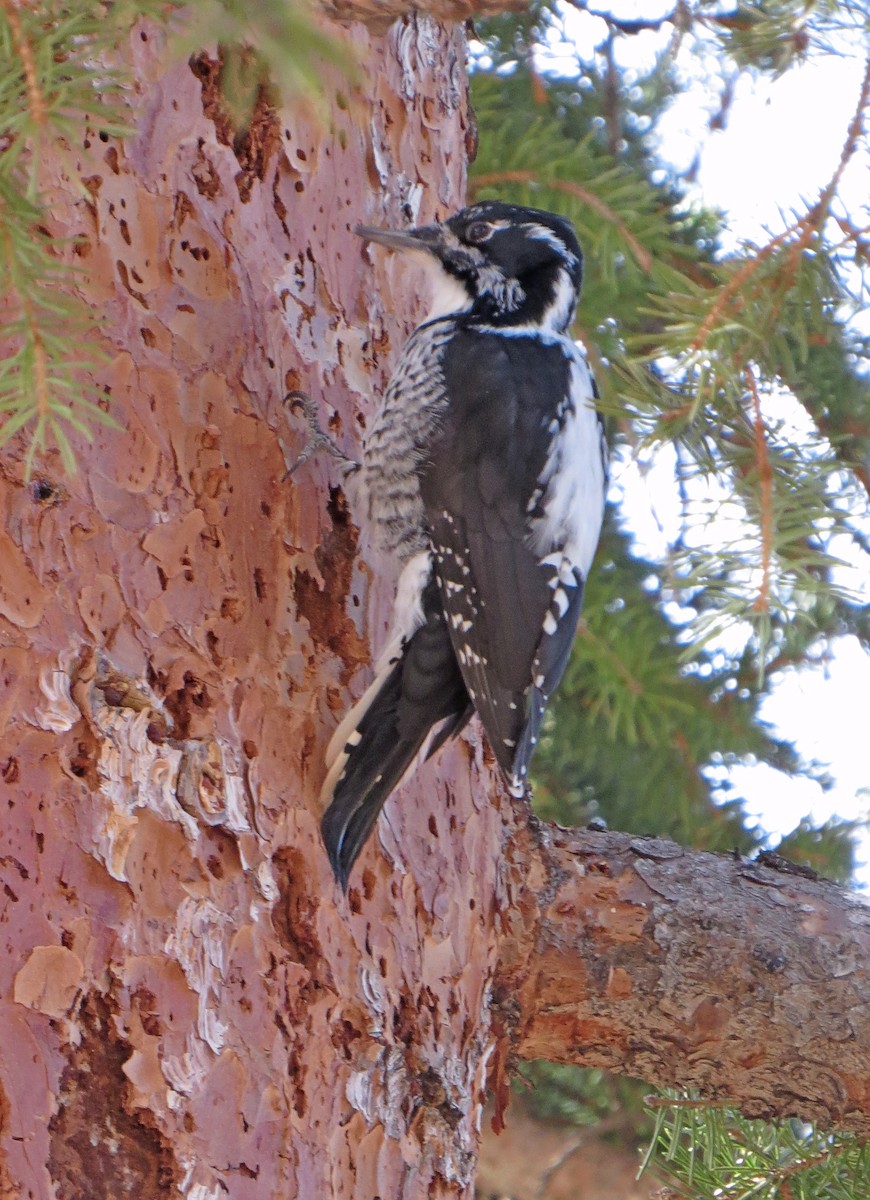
[495,822,870,1134]
[322,0,528,29]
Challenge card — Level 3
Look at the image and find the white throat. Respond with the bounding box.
[423,259,473,320]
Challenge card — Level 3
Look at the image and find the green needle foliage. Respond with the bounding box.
[645,1098,870,1199]
[0,0,348,471]
[470,2,870,1191]
[469,6,868,863]
[470,11,870,658]
[0,2,150,469]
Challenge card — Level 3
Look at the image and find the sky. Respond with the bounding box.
[678,51,870,868]
[553,4,870,876]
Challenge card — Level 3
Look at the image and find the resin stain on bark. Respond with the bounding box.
[292,486,370,682]
[48,995,179,1200]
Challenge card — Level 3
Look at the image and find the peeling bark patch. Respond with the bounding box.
[0,1081,15,1196]
[14,945,83,1018]
[0,531,47,628]
[48,994,178,1199]
[191,140,222,199]
[188,52,233,146]
[163,671,211,740]
[176,739,226,823]
[188,50,281,201]
[292,487,369,681]
[271,847,323,969]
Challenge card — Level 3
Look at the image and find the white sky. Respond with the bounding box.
[684,54,870,875]
[553,4,870,877]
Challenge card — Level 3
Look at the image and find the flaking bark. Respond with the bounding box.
[0,11,495,1199]
[496,823,870,1135]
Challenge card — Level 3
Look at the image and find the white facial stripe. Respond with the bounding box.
[476,264,524,312]
[525,222,579,269]
[540,267,577,332]
[423,259,474,319]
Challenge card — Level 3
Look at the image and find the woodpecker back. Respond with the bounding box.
[319,202,608,889]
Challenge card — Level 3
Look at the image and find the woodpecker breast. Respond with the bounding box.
[361,320,454,562]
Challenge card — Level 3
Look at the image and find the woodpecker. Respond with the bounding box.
[315,201,608,889]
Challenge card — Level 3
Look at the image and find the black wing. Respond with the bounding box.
[420,328,604,792]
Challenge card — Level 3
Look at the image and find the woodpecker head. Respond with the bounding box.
[356,201,583,331]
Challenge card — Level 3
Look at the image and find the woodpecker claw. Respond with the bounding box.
[282,390,350,478]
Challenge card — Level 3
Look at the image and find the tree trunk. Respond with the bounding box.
[2,9,870,1200]
[1,12,501,1199]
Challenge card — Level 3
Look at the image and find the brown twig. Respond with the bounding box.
[470,170,654,272]
[602,30,621,157]
[693,49,870,355]
[814,49,870,221]
[1,0,47,126]
[690,218,806,352]
[745,369,773,613]
[533,1111,637,1200]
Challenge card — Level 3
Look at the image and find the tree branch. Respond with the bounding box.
[495,824,870,1133]
[561,0,681,36]
[320,0,529,28]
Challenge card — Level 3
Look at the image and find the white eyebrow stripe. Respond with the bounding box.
[525,222,579,267]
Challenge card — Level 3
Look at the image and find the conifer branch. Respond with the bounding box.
[576,619,644,698]
[689,219,807,354]
[1,0,46,127]
[692,49,869,358]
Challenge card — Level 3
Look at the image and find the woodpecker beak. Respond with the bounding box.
[354,223,443,255]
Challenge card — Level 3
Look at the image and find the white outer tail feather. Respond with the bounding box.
[320,551,432,803]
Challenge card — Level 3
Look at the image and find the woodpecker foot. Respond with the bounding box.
[282,390,351,478]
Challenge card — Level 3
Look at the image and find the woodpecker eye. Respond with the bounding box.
[465,220,493,244]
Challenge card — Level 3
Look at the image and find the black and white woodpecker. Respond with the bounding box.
[313,200,608,889]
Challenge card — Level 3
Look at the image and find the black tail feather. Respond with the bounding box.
[321,665,425,890]
[320,577,469,890]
